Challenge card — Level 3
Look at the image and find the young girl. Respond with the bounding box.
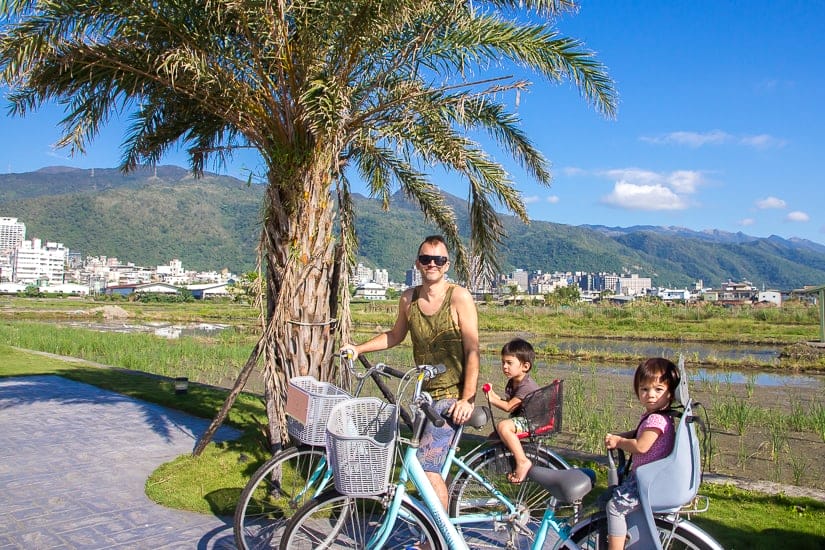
[484,338,540,484]
[604,357,681,550]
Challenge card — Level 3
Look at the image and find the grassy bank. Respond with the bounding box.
[2,294,821,346]
[2,344,824,549]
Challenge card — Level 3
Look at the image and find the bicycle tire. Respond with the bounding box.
[279,490,444,550]
[447,443,569,549]
[567,512,723,550]
[234,445,329,550]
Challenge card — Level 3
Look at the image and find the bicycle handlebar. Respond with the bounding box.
[422,400,446,428]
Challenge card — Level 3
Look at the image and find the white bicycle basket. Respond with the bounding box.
[325,397,397,497]
[285,376,351,446]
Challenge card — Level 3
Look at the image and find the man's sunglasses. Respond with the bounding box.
[418,254,449,267]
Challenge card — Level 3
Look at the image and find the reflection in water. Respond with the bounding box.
[53,321,823,390]
[481,356,824,390]
[61,320,229,339]
[514,336,780,363]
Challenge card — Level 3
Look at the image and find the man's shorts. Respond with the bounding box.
[417,398,457,473]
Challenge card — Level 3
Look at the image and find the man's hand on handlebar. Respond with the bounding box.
[339,344,358,360]
[448,398,474,425]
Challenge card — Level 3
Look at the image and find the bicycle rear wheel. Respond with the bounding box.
[448,443,569,549]
[568,512,723,550]
[234,445,328,550]
[280,491,443,550]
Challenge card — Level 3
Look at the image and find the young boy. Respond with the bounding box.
[484,338,540,483]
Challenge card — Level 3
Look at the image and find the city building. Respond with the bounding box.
[405,266,422,288]
[11,238,67,284]
[0,217,26,253]
[617,274,653,296]
[373,268,389,287]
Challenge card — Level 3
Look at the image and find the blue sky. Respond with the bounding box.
[2,1,823,245]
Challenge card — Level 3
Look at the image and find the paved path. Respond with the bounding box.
[0,375,240,549]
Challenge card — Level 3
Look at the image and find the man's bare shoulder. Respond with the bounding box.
[450,284,474,302]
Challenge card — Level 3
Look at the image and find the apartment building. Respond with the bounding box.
[617,274,653,296]
[11,238,67,284]
[0,217,26,253]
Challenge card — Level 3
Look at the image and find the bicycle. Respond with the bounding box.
[234,354,568,550]
[234,353,411,550]
[280,358,723,550]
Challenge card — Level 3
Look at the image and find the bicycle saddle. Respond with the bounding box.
[526,466,596,504]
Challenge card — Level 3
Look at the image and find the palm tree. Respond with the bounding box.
[0,0,616,453]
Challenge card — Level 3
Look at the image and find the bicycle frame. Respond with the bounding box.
[364,368,562,550]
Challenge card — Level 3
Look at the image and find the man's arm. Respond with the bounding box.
[449,285,480,423]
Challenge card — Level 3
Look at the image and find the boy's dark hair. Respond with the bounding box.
[418,235,447,254]
[634,357,680,401]
[501,338,535,370]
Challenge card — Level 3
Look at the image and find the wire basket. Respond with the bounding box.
[521,379,564,436]
[326,397,397,497]
[286,376,351,446]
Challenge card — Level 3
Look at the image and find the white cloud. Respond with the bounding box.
[740,134,786,149]
[786,211,810,222]
[561,167,587,176]
[667,170,703,194]
[641,130,731,147]
[756,196,786,209]
[523,195,541,204]
[641,130,784,149]
[600,181,689,211]
[595,168,702,212]
[546,195,560,204]
[739,218,756,227]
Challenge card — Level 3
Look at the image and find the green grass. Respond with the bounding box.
[694,483,825,549]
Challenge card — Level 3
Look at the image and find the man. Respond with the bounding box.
[341,235,480,510]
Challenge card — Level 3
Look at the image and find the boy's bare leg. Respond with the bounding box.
[498,419,532,483]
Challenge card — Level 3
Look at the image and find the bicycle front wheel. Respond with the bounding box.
[234,445,329,550]
[448,443,568,549]
[568,512,723,550]
[280,491,443,550]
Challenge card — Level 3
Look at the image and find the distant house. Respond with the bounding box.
[105,282,180,297]
[658,288,692,302]
[757,290,782,306]
[0,282,26,294]
[718,280,756,305]
[39,283,90,296]
[353,282,387,300]
[186,282,231,299]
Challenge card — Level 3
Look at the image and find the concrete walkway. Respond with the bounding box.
[0,375,240,549]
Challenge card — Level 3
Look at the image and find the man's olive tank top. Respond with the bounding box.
[408,284,465,399]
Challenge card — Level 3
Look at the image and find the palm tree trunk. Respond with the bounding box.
[259,160,340,449]
[194,155,346,454]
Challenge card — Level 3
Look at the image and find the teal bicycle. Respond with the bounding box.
[279,359,723,550]
[234,355,568,550]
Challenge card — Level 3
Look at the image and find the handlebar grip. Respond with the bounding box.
[422,402,445,428]
[380,365,406,379]
[606,449,619,488]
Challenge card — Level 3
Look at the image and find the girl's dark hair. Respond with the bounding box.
[633,357,680,400]
[501,338,535,370]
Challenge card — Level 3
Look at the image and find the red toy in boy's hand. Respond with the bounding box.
[482,383,492,393]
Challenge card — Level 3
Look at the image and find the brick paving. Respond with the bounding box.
[0,375,239,549]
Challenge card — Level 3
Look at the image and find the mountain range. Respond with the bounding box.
[2,165,825,290]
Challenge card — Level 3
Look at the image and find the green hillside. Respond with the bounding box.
[2,166,825,289]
